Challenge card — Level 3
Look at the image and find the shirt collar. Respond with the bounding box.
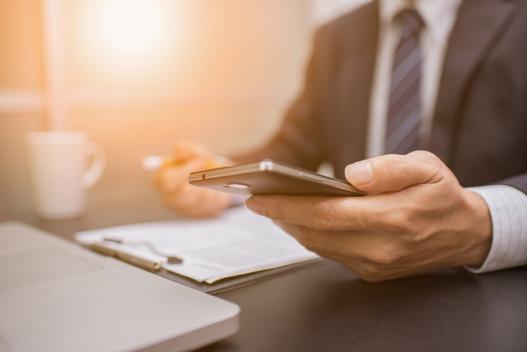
[379,0,463,42]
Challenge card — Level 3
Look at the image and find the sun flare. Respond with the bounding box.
[97,0,165,56]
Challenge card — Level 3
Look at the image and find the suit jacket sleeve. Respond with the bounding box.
[231,27,332,171]
[500,174,527,194]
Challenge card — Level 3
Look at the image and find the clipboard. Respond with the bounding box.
[85,241,321,294]
[157,258,323,294]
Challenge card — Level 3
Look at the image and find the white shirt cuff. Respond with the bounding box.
[231,194,249,207]
[465,185,527,274]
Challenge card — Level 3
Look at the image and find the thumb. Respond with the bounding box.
[344,152,444,193]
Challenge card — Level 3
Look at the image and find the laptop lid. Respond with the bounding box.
[0,222,239,352]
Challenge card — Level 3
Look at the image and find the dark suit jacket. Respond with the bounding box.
[240,0,527,194]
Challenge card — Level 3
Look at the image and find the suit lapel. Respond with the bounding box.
[333,1,379,175]
[430,0,517,164]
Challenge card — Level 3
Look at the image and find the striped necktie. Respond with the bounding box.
[385,8,425,154]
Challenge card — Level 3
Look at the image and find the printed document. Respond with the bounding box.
[76,207,317,283]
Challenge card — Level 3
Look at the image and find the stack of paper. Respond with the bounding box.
[76,207,318,284]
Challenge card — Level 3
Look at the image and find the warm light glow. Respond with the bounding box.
[73,0,185,76]
[97,0,165,57]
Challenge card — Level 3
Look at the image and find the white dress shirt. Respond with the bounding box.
[366,0,527,273]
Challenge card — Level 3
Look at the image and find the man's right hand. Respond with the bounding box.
[154,141,232,218]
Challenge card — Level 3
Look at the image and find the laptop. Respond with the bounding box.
[0,222,239,352]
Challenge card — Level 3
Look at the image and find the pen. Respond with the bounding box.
[89,242,162,271]
[102,237,184,265]
[116,249,162,271]
[141,155,230,173]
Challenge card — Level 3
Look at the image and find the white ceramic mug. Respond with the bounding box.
[26,131,106,219]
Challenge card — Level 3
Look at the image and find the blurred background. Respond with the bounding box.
[0,0,367,221]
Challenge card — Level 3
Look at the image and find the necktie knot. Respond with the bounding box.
[395,8,424,39]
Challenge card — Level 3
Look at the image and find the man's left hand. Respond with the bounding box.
[246,151,493,282]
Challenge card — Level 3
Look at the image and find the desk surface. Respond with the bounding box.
[29,204,527,352]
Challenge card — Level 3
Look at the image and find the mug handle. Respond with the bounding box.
[82,142,106,188]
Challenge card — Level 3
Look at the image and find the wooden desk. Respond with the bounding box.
[28,203,527,352]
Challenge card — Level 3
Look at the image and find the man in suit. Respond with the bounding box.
[155,0,527,281]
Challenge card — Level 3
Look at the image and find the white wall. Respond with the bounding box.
[1,0,313,219]
[0,0,370,220]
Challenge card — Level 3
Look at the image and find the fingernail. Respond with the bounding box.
[245,198,267,216]
[345,160,373,185]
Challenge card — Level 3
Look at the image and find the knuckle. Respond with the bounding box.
[384,208,429,244]
[342,262,390,282]
[372,155,400,177]
[295,232,318,251]
[409,150,434,160]
[268,201,286,221]
[368,242,405,265]
[163,199,186,214]
[409,151,444,170]
[308,202,334,230]
[358,267,387,282]
[160,170,183,192]
[164,195,187,210]
[380,208,412,234]
[368,251,395,266]
[425,152,442,165]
